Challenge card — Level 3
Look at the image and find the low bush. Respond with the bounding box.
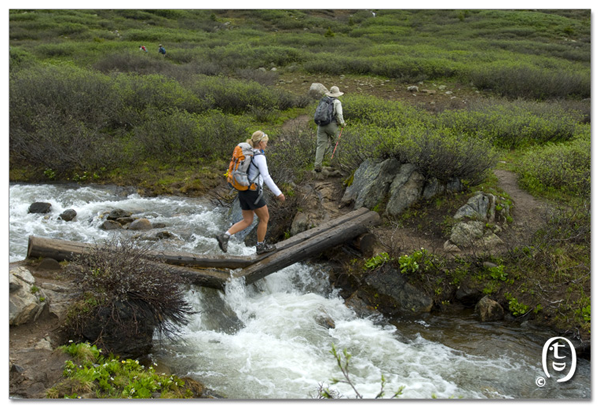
[337,124,497,186]
[63,237,193,352]
[48,342,198,399]
[437,98,587,148]
[131,109,249,162]
[517,136,591,199]
[470,62,590,100]
[189,75,308,115]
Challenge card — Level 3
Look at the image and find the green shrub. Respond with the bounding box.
[48,342,196,399]
[517,136,591,199]
[113,73,204,114]
[132,109,249,162]
[437,98,586,148]
[470,62,590,100]
[189,75,306,115]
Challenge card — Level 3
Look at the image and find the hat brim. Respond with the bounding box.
[325,91,344,97]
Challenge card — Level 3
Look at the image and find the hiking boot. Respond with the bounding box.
[215,233,230,253]
[314,164,322,173]
[256,242,277,255]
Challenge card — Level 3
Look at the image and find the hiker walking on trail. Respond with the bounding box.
[314,86,346,172]
[158,44,166,56]
[216,131,285,255]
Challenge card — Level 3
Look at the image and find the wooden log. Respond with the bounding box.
[235,210,380,285]
[164,264,231,290]
[27,236,254,269]
[274,207,370,251]
[26,208,380,289]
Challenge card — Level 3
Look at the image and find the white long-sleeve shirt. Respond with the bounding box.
[333,98,346,127]
[248,151,282,197]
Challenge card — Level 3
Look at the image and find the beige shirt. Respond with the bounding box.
[333,98,346,127]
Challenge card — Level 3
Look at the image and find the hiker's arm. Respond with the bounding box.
[334,99,346,127]
[254,155,282,197]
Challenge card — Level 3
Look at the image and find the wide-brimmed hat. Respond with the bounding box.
[325,86,344,98]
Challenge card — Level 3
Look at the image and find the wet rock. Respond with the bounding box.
[107,209,133,220]
[59,209,77,221]
[455,283,482,306]
[155,231,174,240]
[475,295,504,322]
[129,218,152,231]
[344,291,380,319]
[116,216,134,225]
[28,202,52,214]
[100,220,122,230]
[316,312,336,329]
[363,263,433,315]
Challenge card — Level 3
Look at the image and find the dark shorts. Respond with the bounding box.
[238,188,266,211]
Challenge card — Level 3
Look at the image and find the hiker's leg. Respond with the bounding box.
[314,125,333,168]
[253,205,270,243]
[227,210,255,235]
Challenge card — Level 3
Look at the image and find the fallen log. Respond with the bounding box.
[235,209,380,285]
[26,208,380,289]
[27,236,254,269]
[274,207,371,251]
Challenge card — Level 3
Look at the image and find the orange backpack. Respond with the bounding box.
[225,142,261,191]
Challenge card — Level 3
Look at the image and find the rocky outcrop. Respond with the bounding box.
[341,158,464,217]
[333,263,433,318]
[362,263,434,316]
[10,264,77,326]
[444,191,510,252]
[10,267,46,326]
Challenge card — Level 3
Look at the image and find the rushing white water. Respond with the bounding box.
[9,183,591,400]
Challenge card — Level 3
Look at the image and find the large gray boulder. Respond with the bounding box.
[341,158,400,210]
[309,83,329,99]
[454,191,495,221]
[449,221,486,247]
[129,218,152,231]
[343,159,464,217]
[445,191,508,251]
[28,202,52,214]
[386,164,425,217]
[363,264,433,315]
[10,267,45,326]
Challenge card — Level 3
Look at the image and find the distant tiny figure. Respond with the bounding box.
[139,45,147,52]
[158,44,166,57]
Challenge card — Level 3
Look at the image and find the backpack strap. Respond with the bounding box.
[249,155,264,205]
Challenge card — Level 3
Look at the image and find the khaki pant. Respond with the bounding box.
[314,122,339,168]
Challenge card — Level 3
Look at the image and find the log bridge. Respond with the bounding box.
[27,208,380,290]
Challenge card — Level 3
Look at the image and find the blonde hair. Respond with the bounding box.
[247,130,269,148]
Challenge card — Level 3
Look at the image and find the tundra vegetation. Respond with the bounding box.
[10,9,591,397]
